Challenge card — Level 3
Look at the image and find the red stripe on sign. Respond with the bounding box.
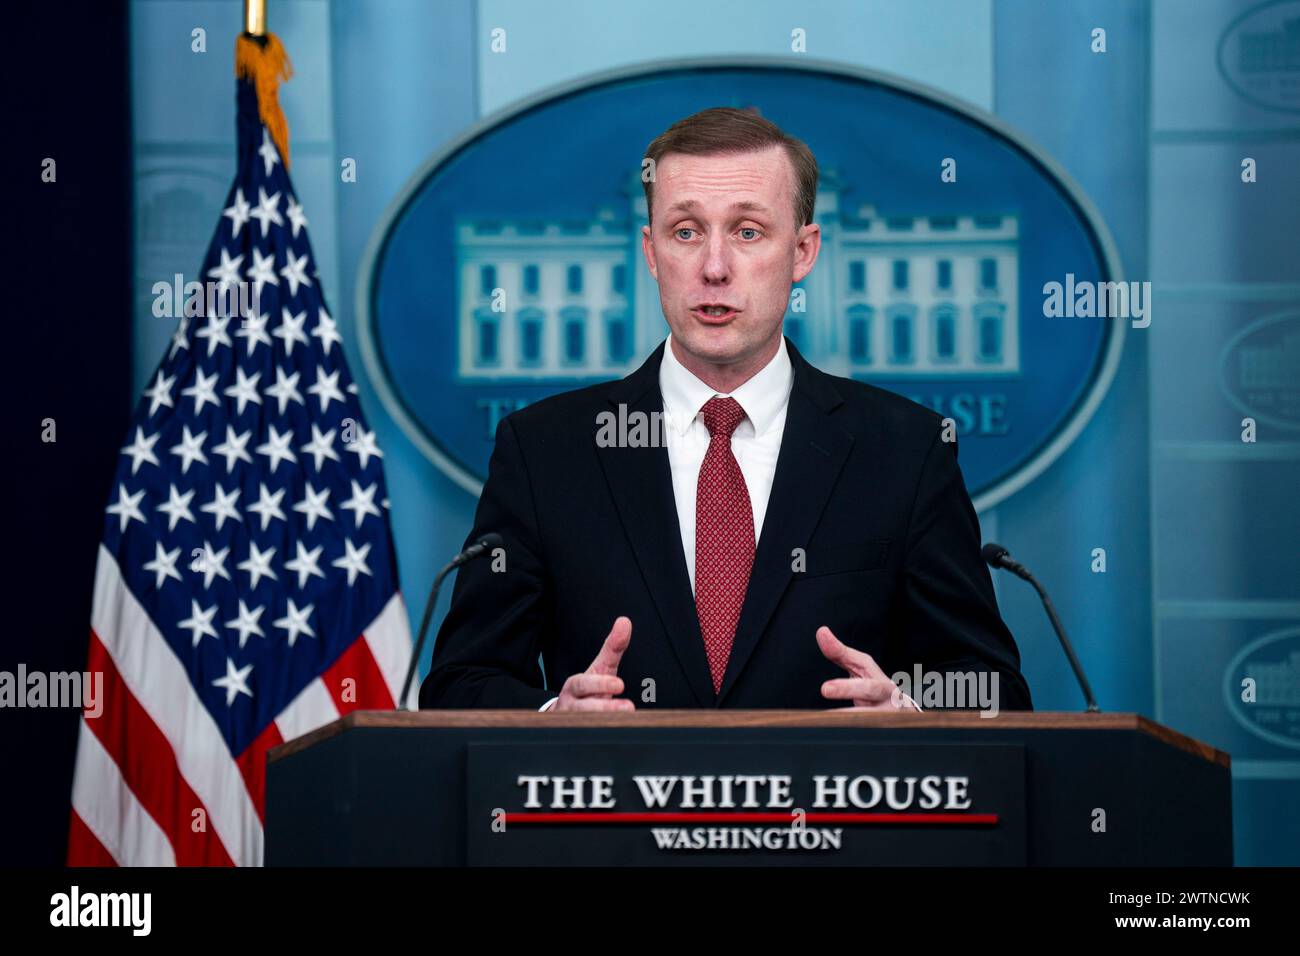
[235,719,284,824]
[322,636,395,712]
[504,812,1000,825]
[83,630,236,866]
[67,809,119,867]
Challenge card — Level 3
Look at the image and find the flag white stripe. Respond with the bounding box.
[91,545,262,866]
[362,593,413,706]
[274,677,340,743]
[70,718,177,866]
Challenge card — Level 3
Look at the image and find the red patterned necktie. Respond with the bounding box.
[695,396,755,695]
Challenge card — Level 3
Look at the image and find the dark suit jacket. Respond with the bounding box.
[419,337,1032,711]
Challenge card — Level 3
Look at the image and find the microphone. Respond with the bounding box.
[981,542,1100,713]
[397,532,504,710]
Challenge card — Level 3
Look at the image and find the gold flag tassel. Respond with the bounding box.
[235,32,294,169]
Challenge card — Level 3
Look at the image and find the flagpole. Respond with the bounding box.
[245,0,266,38]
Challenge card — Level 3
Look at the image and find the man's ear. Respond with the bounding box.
[640,223,658,281]
[792,222,821,283]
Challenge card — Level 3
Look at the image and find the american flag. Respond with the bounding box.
[68,61,411,866]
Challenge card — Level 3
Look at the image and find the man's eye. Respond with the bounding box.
[738,228,760,240]
[675,228,695,240]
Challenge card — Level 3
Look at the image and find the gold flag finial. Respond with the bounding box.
[244,0,267,37]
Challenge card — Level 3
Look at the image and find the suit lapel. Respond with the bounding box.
[595,343,715,706]
[716,339,854,703]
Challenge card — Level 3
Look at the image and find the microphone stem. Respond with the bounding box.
[397,559,458,710]
[1025,572,1100,713]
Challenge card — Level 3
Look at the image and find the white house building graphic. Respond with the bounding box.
[455,175,1019,381]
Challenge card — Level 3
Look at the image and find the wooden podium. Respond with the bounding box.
[265,711,1231,866]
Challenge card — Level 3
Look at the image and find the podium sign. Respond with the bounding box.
[467,742,1026,865]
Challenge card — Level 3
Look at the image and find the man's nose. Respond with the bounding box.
[700,235,731,283]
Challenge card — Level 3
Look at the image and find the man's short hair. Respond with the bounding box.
[641,106,819,229]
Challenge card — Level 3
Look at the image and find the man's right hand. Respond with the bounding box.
[552,616,635,711]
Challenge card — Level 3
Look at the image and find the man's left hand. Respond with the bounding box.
[816,626,913,711]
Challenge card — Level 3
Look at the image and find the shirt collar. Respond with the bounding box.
[658,332,793,438]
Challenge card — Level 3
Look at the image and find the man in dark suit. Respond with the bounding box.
[419,106,1031,713]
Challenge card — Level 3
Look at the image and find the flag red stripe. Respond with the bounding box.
[84,630,236,866]
[505,812,1001,824]
[357,594,412,706]
[67,808,120,867]
[323,635,396,712]
[235,720,284,824]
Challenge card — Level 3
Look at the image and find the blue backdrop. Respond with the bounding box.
[125,0,1300,865]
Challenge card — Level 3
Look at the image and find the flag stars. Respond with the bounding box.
[222,187,251,238]
[285,196,308,237]
[120,427,160,474]
[106,484,147,533]
[293,483,333,531]
[143,370,175,417]
[312,308,342,355]
[300,424,340,471]
[178,600,219,647]
[273,598,315,647]
[194,314,233,358]
[250,186,283,238]
[168,316,191,360]
[143,541,182,590]
[156,483,197,531]
[245,247,279,300]
[274,307,309,356]
[213,425,253,471]
[109,109,407,724]
[279,250,312,298]
[308,366,345,412]
[236,307,272,356]
[223,366,263,416]
[195,540,232,589]
[340,479,381,528]
[256,424,297,473]
[258,129,281,178]
[284,540,325,589]
[343,424,383,469]
[206,248,245,291]
[248,482,287,530]
[237,540,278,590]
[181,368,221,415]
[332,538,373,586]
[225,600,266,649]
[213,657,254,707]
[265,366,305,415]
[200,483,243,531]
[169,425,209,474]
[106,107,406,729]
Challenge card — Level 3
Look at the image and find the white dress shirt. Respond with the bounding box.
[660,332,793,592]
[540,334,919,711]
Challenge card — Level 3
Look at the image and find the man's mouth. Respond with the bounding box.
[691,304,739,323]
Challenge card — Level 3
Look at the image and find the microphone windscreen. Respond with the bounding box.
[980,542,1009,568]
